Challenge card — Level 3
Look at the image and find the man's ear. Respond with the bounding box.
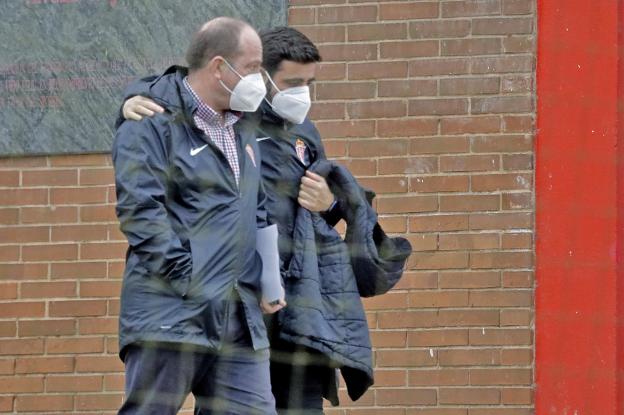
[207,56,225,81]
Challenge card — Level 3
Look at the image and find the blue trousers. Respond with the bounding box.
[118,303,276,415]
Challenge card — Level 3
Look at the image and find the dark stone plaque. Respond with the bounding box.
[0,0,287,156]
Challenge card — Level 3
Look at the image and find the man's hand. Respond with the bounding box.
[122,96,164,121]
[260,288,287,314]
[298,170,335,212]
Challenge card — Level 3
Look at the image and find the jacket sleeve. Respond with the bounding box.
[113,74,159,129]
[112,118,192,297]
[257,175,268,228]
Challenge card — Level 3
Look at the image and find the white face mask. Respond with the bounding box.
[220,60,266,112]
[266,75,312,124]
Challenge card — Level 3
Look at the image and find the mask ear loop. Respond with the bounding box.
[262,69,282,107]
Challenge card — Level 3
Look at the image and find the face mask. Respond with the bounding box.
[220,60,266,112]
[266,74,312,124]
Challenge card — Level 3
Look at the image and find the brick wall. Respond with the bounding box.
[0,0,535,413]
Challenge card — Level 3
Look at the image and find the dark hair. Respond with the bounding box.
[259,26,321,75]
[185,17,250,72]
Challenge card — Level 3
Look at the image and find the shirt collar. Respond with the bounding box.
[183,76,240,127]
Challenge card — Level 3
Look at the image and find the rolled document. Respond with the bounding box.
[256,224,282,304]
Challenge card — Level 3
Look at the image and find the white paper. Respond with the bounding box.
[256,224,282,303]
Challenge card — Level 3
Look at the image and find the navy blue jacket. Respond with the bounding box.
[112,67,269,358]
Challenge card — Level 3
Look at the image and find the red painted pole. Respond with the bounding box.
[536,0,621,413]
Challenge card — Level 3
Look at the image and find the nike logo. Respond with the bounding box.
[190,145,208,156]
[256,137,271,142]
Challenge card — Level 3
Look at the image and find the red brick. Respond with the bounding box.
[378,310,438,329]
[288,7,315,25]
[19,319,76,337]
[50,186,108,205]
[373,369,407,386]
[80,204,117,222]
[358,176,408,193]
[0,171,19,187]
[473,173,532,191]
[378,119,439,137]
[409,58,470,76]
[0,375,44,393]
[502,116,534,134]
[316,63,346,81]
[317,43,377,62]
[0,225,49,243]
[439,388,500,404]
[108,261,126,279]
[501,309,533,326]
[394,272,438,290]
[501,348,533,365]
[75,393,124,410]
[0,156,47,168]
[0,396,11,412]
[406,233,438,251]
[442,0,501,17]
[0,188,47,206]
[347,100,407,119]
[441,116,501,134]
[309,103,345,120]
[378,156,438,174]
[369,331,407,348]
[23,243,78,261]
[0,263,48,280]
[362,292,408,310]
[470,368,531,386]
[502,75,533,92]
[316,81,376,100]
[49,300,107,317]
[502,271,533,288]
[49,153,110,167]
[349,139,408,157]
[21,281,77,298]
[80,242,127,260]
[473,17,533,35]
[21,206,78,224]
[503,189,532,208]
[336,158,377,176]
[471,135,532,152]
[441,77,500,95]
[0,208,19,225]
[410,175,470,193]
[348,23,407,41]
[469,212,532,230]
[501,232,532,249]
[15,357,74,374]
[377,350,437,367]
[0,359,14,375]
[0,321,16,337]
[79,317,118,335]
[439,233,499,250]
[472,55,534,74]
[318,5,377,23]
[380,40,439,58]
[408,252,469,270]
[472,96,533,114]
[377,195,438,214]
[51,261,108,279]
[377,388,437,405]
[503,0,533,14]
[22,169,77,186]
[470,251,533,268]
[51,224,108,242]
[0,302,45,318]
[439,348,501,366]
[47,338,105,355]
[409,98,469,116]
[410,214,469,232]
[377,216,407,233]
[410,136,470,154]
[316,120,376,138]
[407,329,469,347]
[324,140,348,158]
[292,25,345,43]
[0,339,44,355]
[80,281,122,298]
[503,35,535,53]
[75,356,124,373]
[0,283,17,300]
[104,373,126,392]
[410,19,471,38]
[439,271,500,288]
[0,245,19,261]
[409,369,469,386]
[442,38,502,56]
[437,310,500,326]
[348,61,408,80]
[46,375,104,392]
[379,79,437,97]
[409,291,469,308]
[501,387,533,404]
[469,290,532,307]
[380,2,438,20]
[440,195,499,212]
[469,328,532,346]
